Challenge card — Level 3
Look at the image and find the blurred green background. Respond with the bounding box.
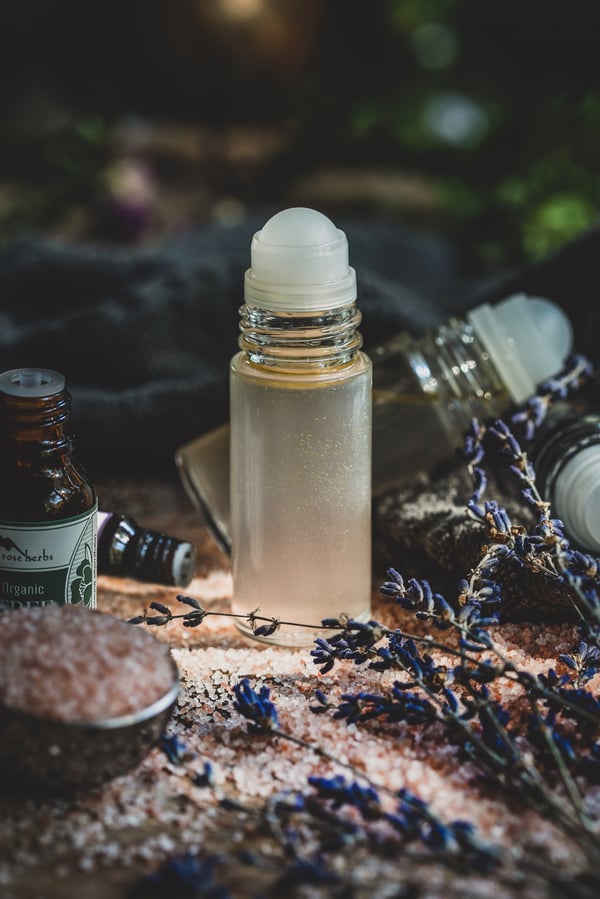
[1,0,599,271]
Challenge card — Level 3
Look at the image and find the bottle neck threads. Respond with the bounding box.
[0,388,73,458]
[98,514,196,587]
[131,529,192,586]
[409,318,505,402]
[238,302,363,372]
[374,316,507,430]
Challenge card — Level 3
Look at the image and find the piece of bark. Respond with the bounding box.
[373,465,580,624]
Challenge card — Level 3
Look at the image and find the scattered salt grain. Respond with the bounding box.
[0,604,175,722]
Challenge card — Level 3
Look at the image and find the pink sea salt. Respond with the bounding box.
[0,604,176,723]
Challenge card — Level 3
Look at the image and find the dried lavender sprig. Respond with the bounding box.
[483,418,600,634]
[464,417,488,504]
[310,597,600,853]
[137,594,498,688]
[231,678,502,872]
[134,588,600,843]
[162,694,501,881]
[168,587,600,737]
[159,577,599,748]
[263,782,596,893]
[466,356,593,479]
[319,661,600,857]
[464,356,599,596]
[232,676,600,873]
[374,584,600,854]
[557,548,600,633]
[488,420,569,560]
[134,753,353,896]
[529,699,589,822]
[232,678,279,733]
[157,734,507,887]
[135,597,536,713]
[559,641,600,687]
[232,677,404,801]
[308,773,500,872]
[127,851,230,899]
[463,355,593,584]
[154,684,600,891]
[161,736,450,886]
[511,353,594,441]
[132,597,593,727]
[466,496,565,581]
[465,415,600,668]
[129,596,343,636]
[380,569,600,728]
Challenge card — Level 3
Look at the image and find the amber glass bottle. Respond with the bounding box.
[97,512,196,587]
[0,368,97,609]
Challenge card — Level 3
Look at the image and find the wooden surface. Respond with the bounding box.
[0,476,227,898]
[0,476,587,898]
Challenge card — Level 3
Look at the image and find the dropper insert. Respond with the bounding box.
[0,369,65,398]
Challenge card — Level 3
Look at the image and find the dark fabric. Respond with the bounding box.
[0,215,474,474]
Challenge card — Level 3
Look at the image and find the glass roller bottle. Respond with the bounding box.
[230,207,372,645]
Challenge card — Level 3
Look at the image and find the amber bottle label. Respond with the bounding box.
[0,505,97,609]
